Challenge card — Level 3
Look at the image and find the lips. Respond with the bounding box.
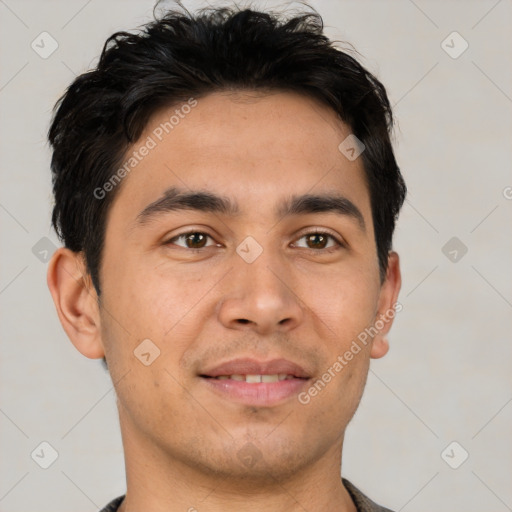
[199,358,311,380]
[199,358,312,406]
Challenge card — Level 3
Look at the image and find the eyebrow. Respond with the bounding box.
[135,186,366,232]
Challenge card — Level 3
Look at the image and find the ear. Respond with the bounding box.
[370,251,402,359]
[47,247,105,359]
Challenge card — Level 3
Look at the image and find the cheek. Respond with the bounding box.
[299,350,370,440]
[100,263,216,394]
[104,257,205,336]
[305,268,379,344]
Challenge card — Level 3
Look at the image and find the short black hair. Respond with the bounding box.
[48,1,406,298]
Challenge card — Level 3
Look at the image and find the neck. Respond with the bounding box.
[114,398,357,512]
[116,412,356,512]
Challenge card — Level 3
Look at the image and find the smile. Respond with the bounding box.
[210,374,297,382]
[200,374,309,407]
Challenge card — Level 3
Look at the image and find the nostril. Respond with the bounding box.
[237,319,250,324]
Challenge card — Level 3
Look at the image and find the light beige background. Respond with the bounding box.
[1,0,511,511]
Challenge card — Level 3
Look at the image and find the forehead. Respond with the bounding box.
[108,90,372,230]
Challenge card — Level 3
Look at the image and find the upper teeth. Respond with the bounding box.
[215,374,294,382]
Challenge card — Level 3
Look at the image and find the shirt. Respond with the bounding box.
[99,478,394,511]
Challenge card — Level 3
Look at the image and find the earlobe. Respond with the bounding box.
[370,251,401,360]
[370,336,389,359]
[47,248,105,359]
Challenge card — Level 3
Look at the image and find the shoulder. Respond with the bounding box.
[343,478,395,512]
[98,484,393,512]
[99,495,125,512]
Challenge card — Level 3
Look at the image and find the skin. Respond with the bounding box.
[47,90,401,512]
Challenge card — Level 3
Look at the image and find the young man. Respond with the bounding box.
[47,2,406,511]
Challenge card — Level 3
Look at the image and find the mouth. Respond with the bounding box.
[204,373,301,382]
[199,358,311,407]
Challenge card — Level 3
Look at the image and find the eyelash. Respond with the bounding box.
[165,229,345,253]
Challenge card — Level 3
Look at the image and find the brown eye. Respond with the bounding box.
[293,231,343,252]
[305,233,329,249]
[167,231,215,249]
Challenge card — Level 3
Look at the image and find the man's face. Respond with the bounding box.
[95,91,398,481]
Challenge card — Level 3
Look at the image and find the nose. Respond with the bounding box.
[217,249,304,336]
